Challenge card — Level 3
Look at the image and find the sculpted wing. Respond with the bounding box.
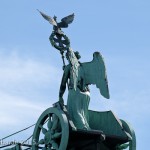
[81,52,110,99]
[37,10,57,26]
[58,13,75,28]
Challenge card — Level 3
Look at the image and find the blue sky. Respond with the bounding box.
[0,0,150,149]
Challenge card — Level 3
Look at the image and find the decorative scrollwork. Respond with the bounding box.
[49,32,70,52]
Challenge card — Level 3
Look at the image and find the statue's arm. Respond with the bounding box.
[59,65,70,101]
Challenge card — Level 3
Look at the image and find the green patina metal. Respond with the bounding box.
[89,110,128,137]
[36,11,136,149]
[116,143,129,150]
[36,11,136,150]
[32,107,69,150]
[49,31,70,52]
[59,48,110,130]
[120,120,136,150]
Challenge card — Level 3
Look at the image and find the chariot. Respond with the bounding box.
[31,101,136,150]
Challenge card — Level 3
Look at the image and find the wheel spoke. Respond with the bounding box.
[39,125,48,134]
[42,128,48,134]
[47,116,52,129]
[51,114,58,130]
[47,145,52,150]
[51,141,58,150]
[53,132,62,139]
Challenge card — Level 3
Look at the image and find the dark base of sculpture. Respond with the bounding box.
[67,129,105,150]
[67,129,129,150]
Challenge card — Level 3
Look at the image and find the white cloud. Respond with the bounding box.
[0,90,49,140]
[0,49,61,86]
[0,91,41,124]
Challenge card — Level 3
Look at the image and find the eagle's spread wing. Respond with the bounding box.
[38,10,57,26]
[58,13,75,28]
[81,52,110,99]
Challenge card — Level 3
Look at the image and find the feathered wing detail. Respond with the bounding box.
[58,13,75,28]
[61,13,74,24]
[81,52,110,99]
[67,48,80,90]
[37,10,57,26]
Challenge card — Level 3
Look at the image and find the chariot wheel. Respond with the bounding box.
[116,119,136,150]
[32,107,69,150]
[120,119,136,150]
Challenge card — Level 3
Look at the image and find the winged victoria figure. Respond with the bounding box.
[37,10,74,35]
[59,48,110,130]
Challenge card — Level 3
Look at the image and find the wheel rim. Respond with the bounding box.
[32,107,69,150]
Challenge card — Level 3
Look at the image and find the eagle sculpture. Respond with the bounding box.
[38,10,74,34]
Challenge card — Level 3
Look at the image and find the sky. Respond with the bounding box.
[0,0,150,149]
